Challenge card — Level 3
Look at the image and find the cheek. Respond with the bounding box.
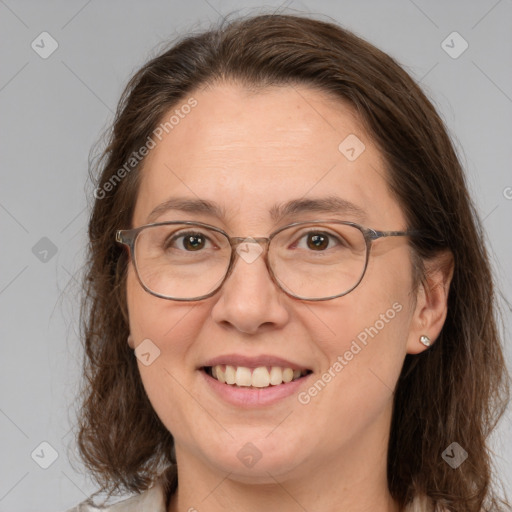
[126,266,209,431]
[125,265,199,395]
[296,300,410,445]
[126,265,200,345]
[306,250,414,405]
[306,296,409,388]
[125,263,218,345]
[318,254,411,348]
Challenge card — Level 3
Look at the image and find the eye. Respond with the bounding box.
[165,231,214,251]
[294,230,344,251]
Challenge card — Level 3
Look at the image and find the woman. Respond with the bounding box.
[70,12,511,512]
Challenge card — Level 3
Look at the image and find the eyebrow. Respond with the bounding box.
[146,195,367,224]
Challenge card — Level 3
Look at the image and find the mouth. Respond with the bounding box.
[202,365,313,388]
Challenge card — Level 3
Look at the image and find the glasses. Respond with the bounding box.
[116,220,421,302]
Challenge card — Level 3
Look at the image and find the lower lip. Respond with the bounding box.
[201,369,311,407]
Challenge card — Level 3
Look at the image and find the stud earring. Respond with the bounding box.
[419,335,431,347]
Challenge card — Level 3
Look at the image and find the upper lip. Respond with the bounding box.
[201,354,311,370]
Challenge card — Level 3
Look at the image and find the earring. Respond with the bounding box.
[419,335,431,347]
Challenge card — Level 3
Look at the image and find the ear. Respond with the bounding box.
[128,334,135,349]
[406,249,454,355]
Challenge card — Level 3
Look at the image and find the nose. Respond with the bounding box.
[209,242,290,334]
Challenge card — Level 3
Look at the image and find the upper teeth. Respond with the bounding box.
[210,365,307,388]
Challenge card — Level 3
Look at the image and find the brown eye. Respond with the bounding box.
[164,231,211,252]
[293,230,343,251]
[181,233,206,251]
[307,233,329,250]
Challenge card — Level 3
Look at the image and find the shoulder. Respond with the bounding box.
[64,479,167,512]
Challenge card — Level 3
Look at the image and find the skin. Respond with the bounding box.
[125,82,453,512]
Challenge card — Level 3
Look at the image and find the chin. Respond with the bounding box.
[194,435,310,480]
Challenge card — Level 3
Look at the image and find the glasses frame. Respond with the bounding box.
[116,220,422,302]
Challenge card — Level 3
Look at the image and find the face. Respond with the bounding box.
[126,82,420,483]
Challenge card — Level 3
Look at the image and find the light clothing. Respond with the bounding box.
[65,479,437,512]
[65,480,165,512]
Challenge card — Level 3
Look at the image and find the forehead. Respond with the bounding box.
[132,82,404,231]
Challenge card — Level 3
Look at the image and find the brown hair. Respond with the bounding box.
[76,12,511,511]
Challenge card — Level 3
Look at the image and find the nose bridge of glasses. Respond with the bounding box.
[229,236,270,249]
[228,236,271,270]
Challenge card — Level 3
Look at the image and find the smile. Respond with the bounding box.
[203,365,312,388]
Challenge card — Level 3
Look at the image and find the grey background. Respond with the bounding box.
[0,0,511,510]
